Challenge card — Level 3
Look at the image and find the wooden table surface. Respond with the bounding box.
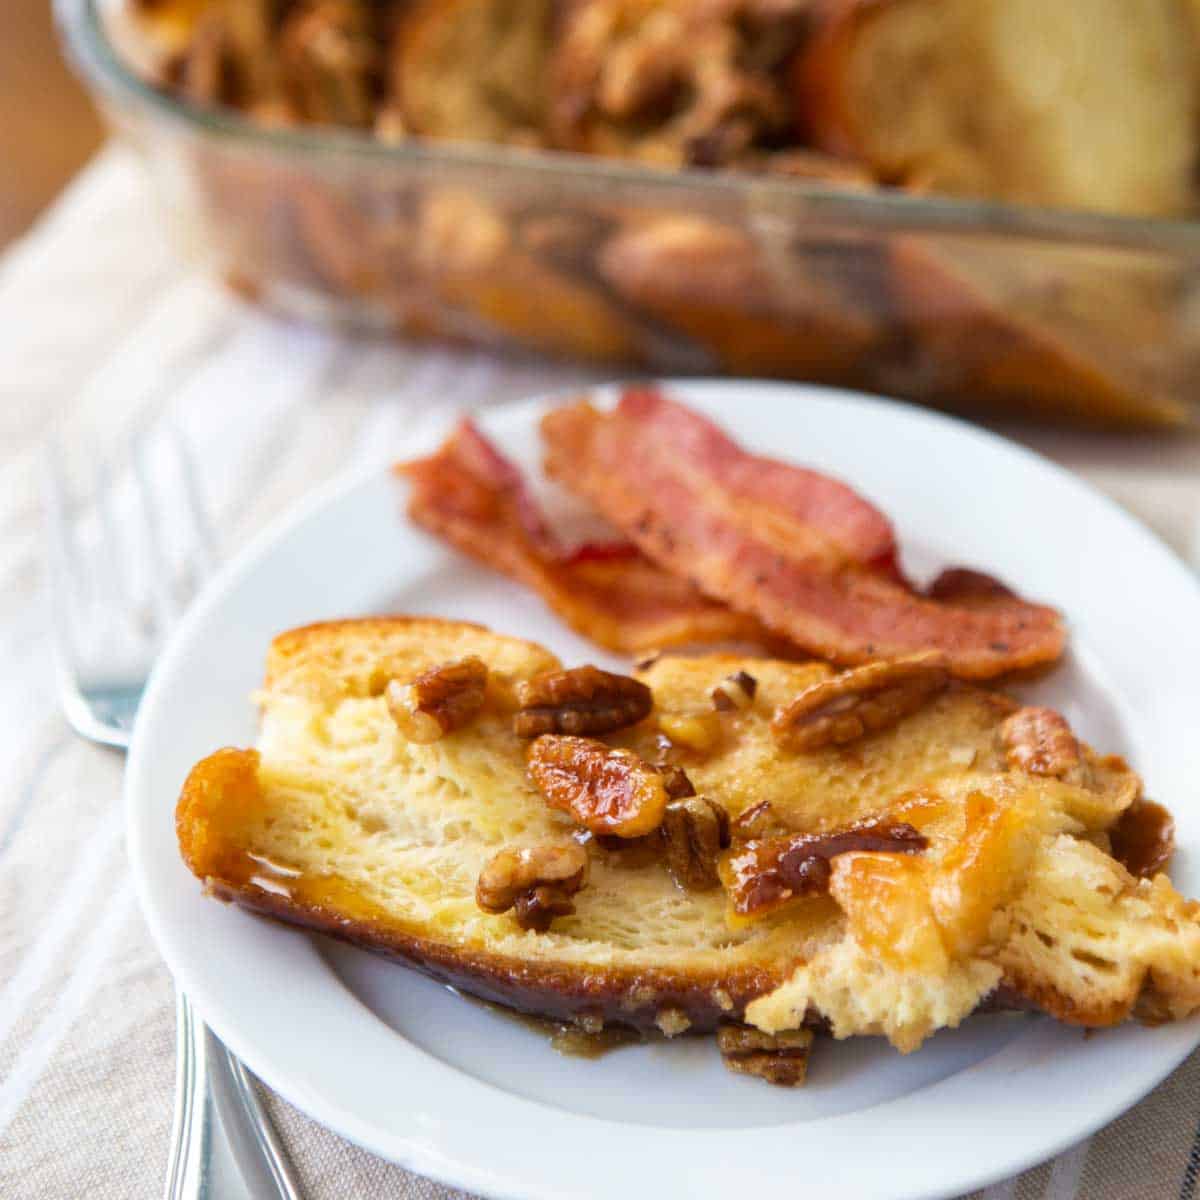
[0,0,104,249]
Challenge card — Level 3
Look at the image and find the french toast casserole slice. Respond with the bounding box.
[178,617,1200,1069]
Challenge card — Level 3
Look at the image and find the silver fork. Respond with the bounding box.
[44,426,303,1200]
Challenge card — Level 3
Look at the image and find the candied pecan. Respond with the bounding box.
[711,670,758,712]
[550,0,799,167]
[386,656,488,743]
[771,653,948,752]
[662,796,732,890]
[585,829,665,869]
[725,818,928,918]
[660,766,696,799]
[1110,797,1175,879]
[475,842,589,932]
[999,706,1090,785]
[717,1024,813,1087]
[730,800,784,840]
[514,665,651,737]
[278,0,379,128]
[527,735,668,838]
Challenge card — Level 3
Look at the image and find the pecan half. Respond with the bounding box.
[771,653,949,752]
[711,670,758,712]
[730,800,784,841]
[386,656,488,743]
[1110,797,1175,879]
[278,0,379,128]
[662,796,731,890]
[999,706,1090,785]
[660,766,696,799]
[725,818,928,918]
[717,1025,813,1087]
[475,842,589,932]
[514,666,652,737]
[527,735,668,838]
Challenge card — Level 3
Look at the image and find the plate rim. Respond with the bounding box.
[125,377,1200,1200]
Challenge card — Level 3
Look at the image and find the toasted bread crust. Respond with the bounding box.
[176,736,789,1032]
[202,875,784,1031]
[794,0,1199,216]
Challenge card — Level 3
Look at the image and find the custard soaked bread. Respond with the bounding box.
[178,619,1200,1068]
[795,0,1199,216]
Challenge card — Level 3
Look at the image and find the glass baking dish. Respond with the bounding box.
[57,0,1200,428]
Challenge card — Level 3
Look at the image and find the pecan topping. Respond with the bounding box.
[730,800,784,841]
[584,829,665,869]
[661,766,696,799]
[711,670,758,712]
[386,656,488,743]
[1000,706,1090,785]
[725,818,928,918]
[277,0,379,128]
[514,665,652,737]
[662,796,731,891]
[475,842,589,932]
[527,735,669,838]
[771,653,948,752]
[717,1025,813,1087]
[1110,797,1175,879]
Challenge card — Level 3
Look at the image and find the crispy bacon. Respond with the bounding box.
[450,417,562,558]
[541,392,1066,679]
[398,420,772,654]
[619,387,899,575]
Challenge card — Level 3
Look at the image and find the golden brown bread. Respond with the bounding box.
[178,619,796,1033]
[411,189,651,362]
[795,0,1199,216]
[176,618,1200,1053]
[596,215,885,380]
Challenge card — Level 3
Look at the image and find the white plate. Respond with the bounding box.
[127,381,1200,1200]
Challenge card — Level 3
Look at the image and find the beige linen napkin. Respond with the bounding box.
[3,147,1200,1200]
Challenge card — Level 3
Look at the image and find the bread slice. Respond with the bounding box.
[178,618,808,1032]
[889,236,1192,428]
[596,215,885,380]
[412,188,650,362]
[389,0,553,145]
[796,0,1199,216]
[177,618,1199,1052]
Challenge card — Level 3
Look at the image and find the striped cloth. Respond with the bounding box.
[3,146,1200,1200]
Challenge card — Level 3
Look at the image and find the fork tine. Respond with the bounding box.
[131,431,181,635]
[42,439,86,670]
[168,422,218,580]
[91,451,142,642]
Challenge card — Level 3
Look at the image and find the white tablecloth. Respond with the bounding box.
[3,146,1200,1200]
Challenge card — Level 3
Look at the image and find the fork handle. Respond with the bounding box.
[208,1034,304,1200]
[164,990,213,1200]
[165,990,304,1200]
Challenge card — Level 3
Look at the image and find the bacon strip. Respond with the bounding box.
[398,420,773,654]
[541,392,1066,679]
[619,387,899,574]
